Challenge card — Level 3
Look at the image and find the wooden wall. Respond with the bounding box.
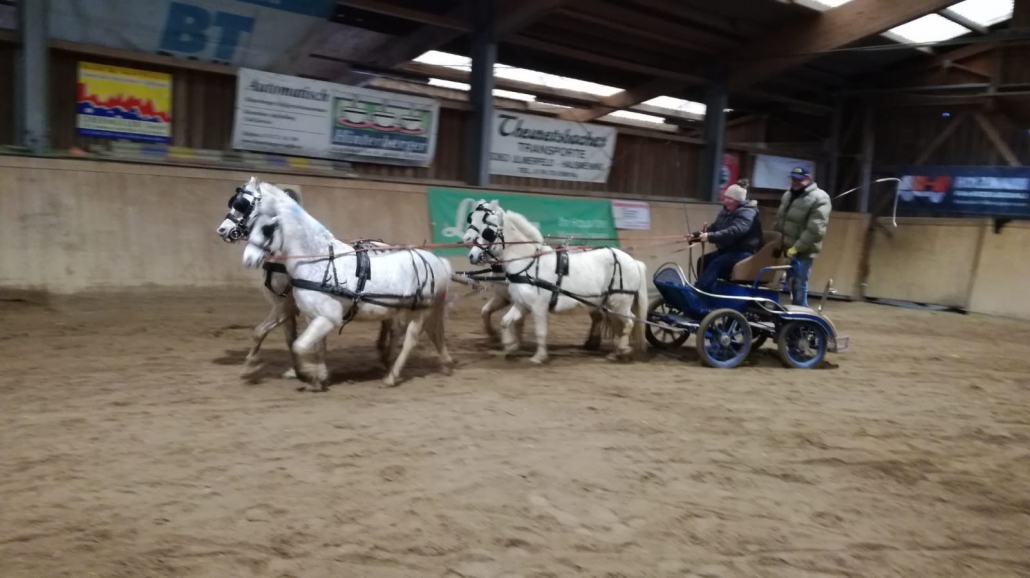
[968,221,1030,320]
[0,47,707,200]
[0,155,722,293]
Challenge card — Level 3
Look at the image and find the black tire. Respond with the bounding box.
[696,309,752,368]
[645,297,690,350]
[777,320,828,369]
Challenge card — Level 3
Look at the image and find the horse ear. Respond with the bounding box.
[489,200,499,209]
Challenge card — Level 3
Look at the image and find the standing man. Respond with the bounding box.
[774,167,831,307]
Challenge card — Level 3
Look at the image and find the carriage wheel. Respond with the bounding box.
[645,297,689,350]
[696,309,752,369]
[777,320,827,369]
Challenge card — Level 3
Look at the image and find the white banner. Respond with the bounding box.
[231,68,440,167]
[490,111,617,183]
[753,154,817,190]
[611,200,650,230]
[47,0,336,69]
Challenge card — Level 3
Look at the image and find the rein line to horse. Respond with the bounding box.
[259,234,696,263]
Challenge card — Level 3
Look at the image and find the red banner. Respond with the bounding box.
[718,151,740,200]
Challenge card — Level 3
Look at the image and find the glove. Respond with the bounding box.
[786,246,798,258]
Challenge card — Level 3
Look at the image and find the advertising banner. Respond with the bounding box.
[896,166,1030,218]
[611,200,650,230]
[48,0,336,69]
[718,151,740,200]
[490,111,617,183]
[427,187,619,256]
[231,68,440,166]
[76,62,172,143]
[753,154,816,190]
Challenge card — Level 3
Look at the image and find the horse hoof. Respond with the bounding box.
[282,368,297,380]
[529,356,547,365]
[380,376,399,388]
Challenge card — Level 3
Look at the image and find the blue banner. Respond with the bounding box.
[896,166,1030,219]
[48,0,336,69]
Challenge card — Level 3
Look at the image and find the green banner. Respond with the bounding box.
[427,187,619,256]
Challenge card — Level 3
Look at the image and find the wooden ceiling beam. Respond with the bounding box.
[399,62,703,122]
[554,0,948,122]
[336,0,567,84]
[726,0,959,89]
[560,0,736,51]
[939,8,989,35]
[625,0,754,36]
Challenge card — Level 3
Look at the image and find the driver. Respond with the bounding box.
[695,179,763,291]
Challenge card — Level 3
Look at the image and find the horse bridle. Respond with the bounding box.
[222,186,261,243]
[466,203,505,262]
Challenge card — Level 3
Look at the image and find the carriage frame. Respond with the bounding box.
[645,258,849,369]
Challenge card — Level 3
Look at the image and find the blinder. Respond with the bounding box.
[221,187,259,243]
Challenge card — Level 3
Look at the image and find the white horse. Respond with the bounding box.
[463,200,648,364]
[240,181,455,390]
[215,180,397,378]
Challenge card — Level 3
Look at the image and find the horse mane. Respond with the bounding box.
[256,181,298,209]
[504,210,545,244]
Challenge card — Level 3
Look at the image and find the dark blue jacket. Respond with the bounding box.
[705,201,763,253]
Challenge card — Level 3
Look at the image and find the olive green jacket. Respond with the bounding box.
[773,182,832,256]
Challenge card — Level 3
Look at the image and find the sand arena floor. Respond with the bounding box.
[1,290,1028,578]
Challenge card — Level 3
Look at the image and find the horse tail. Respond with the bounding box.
[630,259,649,352]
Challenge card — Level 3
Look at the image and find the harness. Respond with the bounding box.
[289,242,437,329]
[262,262,291,297]
[506,246,635,313]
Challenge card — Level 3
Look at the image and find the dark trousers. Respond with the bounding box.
[696,249,753,291]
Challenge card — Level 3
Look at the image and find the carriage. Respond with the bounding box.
[644,233,849,369]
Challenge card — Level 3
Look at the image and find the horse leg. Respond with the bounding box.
[376,320,394,368]
[529,305,550,365]
[292,316,336,392]
[481,293,509,341]
[606,313,634,362]
[383,316,424,388]
[500,304,527,358]
[583,310,603,351]
[429,302,455,375]
[280,312,299,379]
[243,303,287,376]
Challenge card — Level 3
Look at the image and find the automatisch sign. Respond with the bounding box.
[231,68,440,166]
[896,165,1030,218]
[490,111,617,183]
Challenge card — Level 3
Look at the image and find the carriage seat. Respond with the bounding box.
[730,231,783,285]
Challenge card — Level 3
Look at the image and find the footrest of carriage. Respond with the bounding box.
[656,313,697,330]
[830,334,850,353]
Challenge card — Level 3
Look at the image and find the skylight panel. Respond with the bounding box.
[644,96,706,115]
[605,110,667,124]
[427,78,537,102]
[888,13,971,44]
[948,0,1013,26]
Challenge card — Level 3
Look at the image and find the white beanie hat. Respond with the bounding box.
[724,183,747,202]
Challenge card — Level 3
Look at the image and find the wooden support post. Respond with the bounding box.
[914,113,968,165]
[858,106,875,213]
[826,97,843,196]
[696,82,728,201]
[973,112,1022,167]
[465,0,497,186]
